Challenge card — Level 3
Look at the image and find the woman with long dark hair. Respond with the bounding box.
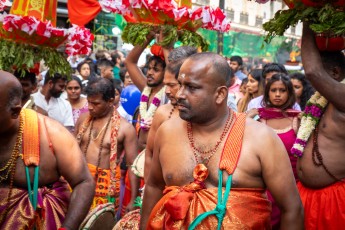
[258,73,300,230]
[237,69,264,112]
[290,72,315,111]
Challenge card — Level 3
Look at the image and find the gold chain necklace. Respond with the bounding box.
[91,120,109,140]
[0,112,24,224]
[0,115,24,183]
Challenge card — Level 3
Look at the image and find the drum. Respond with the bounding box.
[131,149,145,178]
[113,209,141,230]
[79,203,117,230]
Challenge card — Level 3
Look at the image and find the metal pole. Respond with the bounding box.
[217,0,225,55]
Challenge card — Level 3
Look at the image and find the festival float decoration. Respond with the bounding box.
[0,0,94,75]
[97,0,231,51]
[261,0,345,51]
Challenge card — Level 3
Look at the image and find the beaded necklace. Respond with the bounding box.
[312,125,342,181]
[83,112,112,181]
[187,109,234,166]
[0,112,24,223]
[167,105,176,120]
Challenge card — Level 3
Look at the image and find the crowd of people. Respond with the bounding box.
[0,23,345,230]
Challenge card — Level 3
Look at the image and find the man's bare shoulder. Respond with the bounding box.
[119,116,135,131]
[77,112,90,124]
[244,118,278,145]
[156,116,184,135]
[154,104,175,119]
[37,113,69,134]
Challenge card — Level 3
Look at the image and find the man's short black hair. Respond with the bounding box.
[44,71,67,85]
[230,56,243,66]
[262,63,288,79]
[85,77,115,101]
[320,51,345,74]
[13,70,37,85]
[97,58,115,68]
[148,56,166,69]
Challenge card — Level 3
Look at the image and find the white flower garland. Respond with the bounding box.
[139,86,166,123]
[291,79,345,157]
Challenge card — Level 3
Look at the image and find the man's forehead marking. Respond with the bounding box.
[180,73,185,79]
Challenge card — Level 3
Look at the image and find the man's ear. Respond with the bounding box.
[215,86,228,104]
[108,97,115,106]
[332,66,342,81]
[11,105,22,119]
[48,80,54,89]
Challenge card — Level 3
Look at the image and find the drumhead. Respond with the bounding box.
[79,203,116,230]
[131,149,145,178]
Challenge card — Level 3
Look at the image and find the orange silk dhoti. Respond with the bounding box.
[148,185,271,229]
[298,181,345,230]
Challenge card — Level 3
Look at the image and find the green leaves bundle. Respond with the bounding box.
[0,39,71,76]
[122,23,209,51]
[263,4,345,43]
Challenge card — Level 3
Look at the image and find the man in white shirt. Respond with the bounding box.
[247,63,301,111]
[32,72,74,130]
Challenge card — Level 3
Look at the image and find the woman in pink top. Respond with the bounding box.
[258,73,300,230]
[66,76,88,125]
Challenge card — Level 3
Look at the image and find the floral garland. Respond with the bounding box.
[291,92,327,157]
[139,86,166,126]
[0,13,94,55]
[291,79,345,157]
[0,0,11,12]
[99,0,230,32]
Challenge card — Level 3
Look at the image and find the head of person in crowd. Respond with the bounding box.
[85,78,115,118]
[290,72,315,111]
[77,61,91,81]
[95,50,111,61]
[239,77,248,95]
[177,52,230,123]
[97,58,115,79]
[13,70,37,103]
[262,73,296,110]
[167,46,198,63]
[229,55,243,73]
[66,75,83,102]
[113,78,123,107]
[165,46,198,106]
[262,63,288,85]
[119,67,133,87]
[320,51,345,82]
[227,66,236,88]
[0,71,22,132]
[238,69,264,113]
[43,71,68,98]
[111,50,126,67]
[146,55,166,88]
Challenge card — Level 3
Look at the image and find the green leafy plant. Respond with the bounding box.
[0,39,71,76]
[122,23,209,51]
[263,4,345,43]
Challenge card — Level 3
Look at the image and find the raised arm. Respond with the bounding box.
[302,23,345,112]
[259,126,303,230]
[140,125,166,230]
[121,119,140,212]
[125,34,155,92]
[48,117,95,230]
